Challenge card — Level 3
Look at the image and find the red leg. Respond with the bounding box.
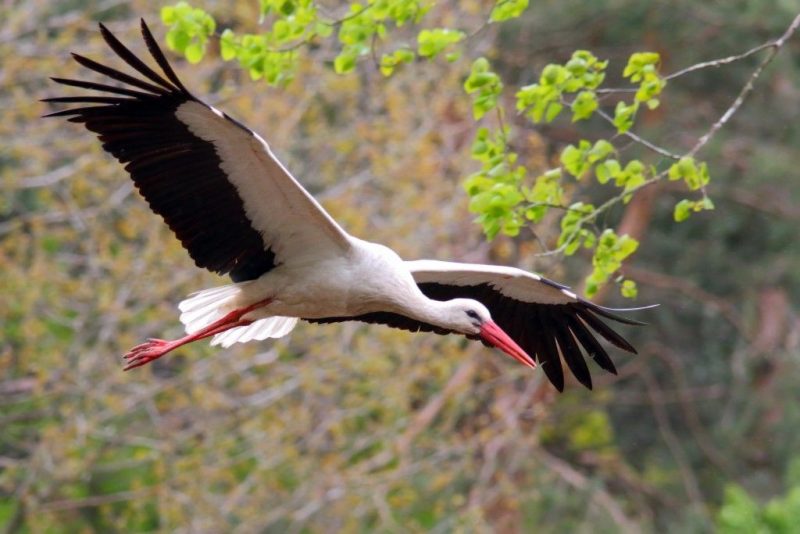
[122,297,271,371]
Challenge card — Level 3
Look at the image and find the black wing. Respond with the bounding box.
[406,260,650,391]
[43,20,352,282]
[417,281,644,391]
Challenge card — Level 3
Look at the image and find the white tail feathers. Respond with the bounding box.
[178,284,297,348]
[178,284,241,334]
[211,316,298,348]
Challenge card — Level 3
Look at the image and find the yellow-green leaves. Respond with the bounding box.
[464,58,504,119]
[571,90,598,121]
[669,157,713,221]
[380,48,415,76]
[490,0,529,22]
[624,52,665,109]
[464,127,526,239]
[558,202,597,255]
[674,197,714,222]
[516,50,607,124]
[560,139,615,178]
[668,156,710,190]
[417,28,465,59]
[161,0,441,82]
[162,2,217,63]
[621,279,638,298]
[613,100,638,133]
[611,51,665,132]
[523,169,564,223]
[585,230,639,297]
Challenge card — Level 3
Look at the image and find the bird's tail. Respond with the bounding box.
[178,284,298,347]
[210,316,298,348]
[178,284,241,334]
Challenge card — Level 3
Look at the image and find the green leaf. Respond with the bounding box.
[161,5,177,24]
[161,2,216,62]
[334,51,357,74]
[668,157,711,190]
[613,101,638,133]
[560,139,612,178]
[417,28,465,59]
[623,52,661,82]
[595,159,620,184]
[673,199,693,222]
[673,196,714,222]
[621,279,638,298]
[584,229,639,296]
[184,41,203,63]
[587,139,614,163]
[490,0,529,22]
[464,58,503,119]
[380,48,415,76]
[220,29,237,61]
[571,90,598,121]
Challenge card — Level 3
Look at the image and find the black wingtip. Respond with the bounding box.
[580,301,659,326]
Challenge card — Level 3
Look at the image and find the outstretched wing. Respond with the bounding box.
[406,260,650,391]
[43,20,352,282]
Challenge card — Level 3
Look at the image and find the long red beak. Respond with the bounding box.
[480,321,536,369]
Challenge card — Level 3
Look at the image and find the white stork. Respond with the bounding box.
[44,20,653,391]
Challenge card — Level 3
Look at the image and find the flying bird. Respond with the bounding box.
[44,20,652,391]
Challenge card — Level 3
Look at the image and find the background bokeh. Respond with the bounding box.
[2,1,799,531]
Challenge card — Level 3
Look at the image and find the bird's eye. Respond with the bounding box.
[466,310,480,320]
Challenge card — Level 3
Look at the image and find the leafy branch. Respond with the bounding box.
[160,1,800,298]
[462,13,800,297]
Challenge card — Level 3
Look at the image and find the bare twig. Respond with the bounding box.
[689,13,800,157]
[596,108,681,160]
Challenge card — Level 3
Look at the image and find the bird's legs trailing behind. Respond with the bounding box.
[123,298,272,370]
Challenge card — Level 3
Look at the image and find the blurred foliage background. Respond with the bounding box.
[1,0,799,532]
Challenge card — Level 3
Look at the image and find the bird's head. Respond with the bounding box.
[445,299,536,369]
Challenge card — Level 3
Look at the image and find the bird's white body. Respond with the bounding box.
[46,20,651,390]
[180,238,487,347]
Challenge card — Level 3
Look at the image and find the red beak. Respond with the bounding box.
[479,321,536,369]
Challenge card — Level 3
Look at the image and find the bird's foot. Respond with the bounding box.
[123,338,177,370]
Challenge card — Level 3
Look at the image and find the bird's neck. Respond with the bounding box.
[397,292,460,332]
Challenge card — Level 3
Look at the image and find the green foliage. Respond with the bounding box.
[161,2,216,63]
[673,197,714,222]
[623,51,665,109]
[670,157,713,221]
[609,52,665,130]
[560,139,614,178]
[515,50,607,123]
[523,168,564,223]
[669,156,710,191]
[717,469,800,534]
[380,47,415,76]
[162,0,437,82]
[584,230,638,296]
[464,57,504,119]
[464,127,526,239]
[490,0,529,22]
[417,28,464,59]
[613,100,638,133]
[557,202,596,255]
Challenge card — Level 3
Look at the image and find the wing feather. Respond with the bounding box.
[405,260,649,391]
[44,20,351,282]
